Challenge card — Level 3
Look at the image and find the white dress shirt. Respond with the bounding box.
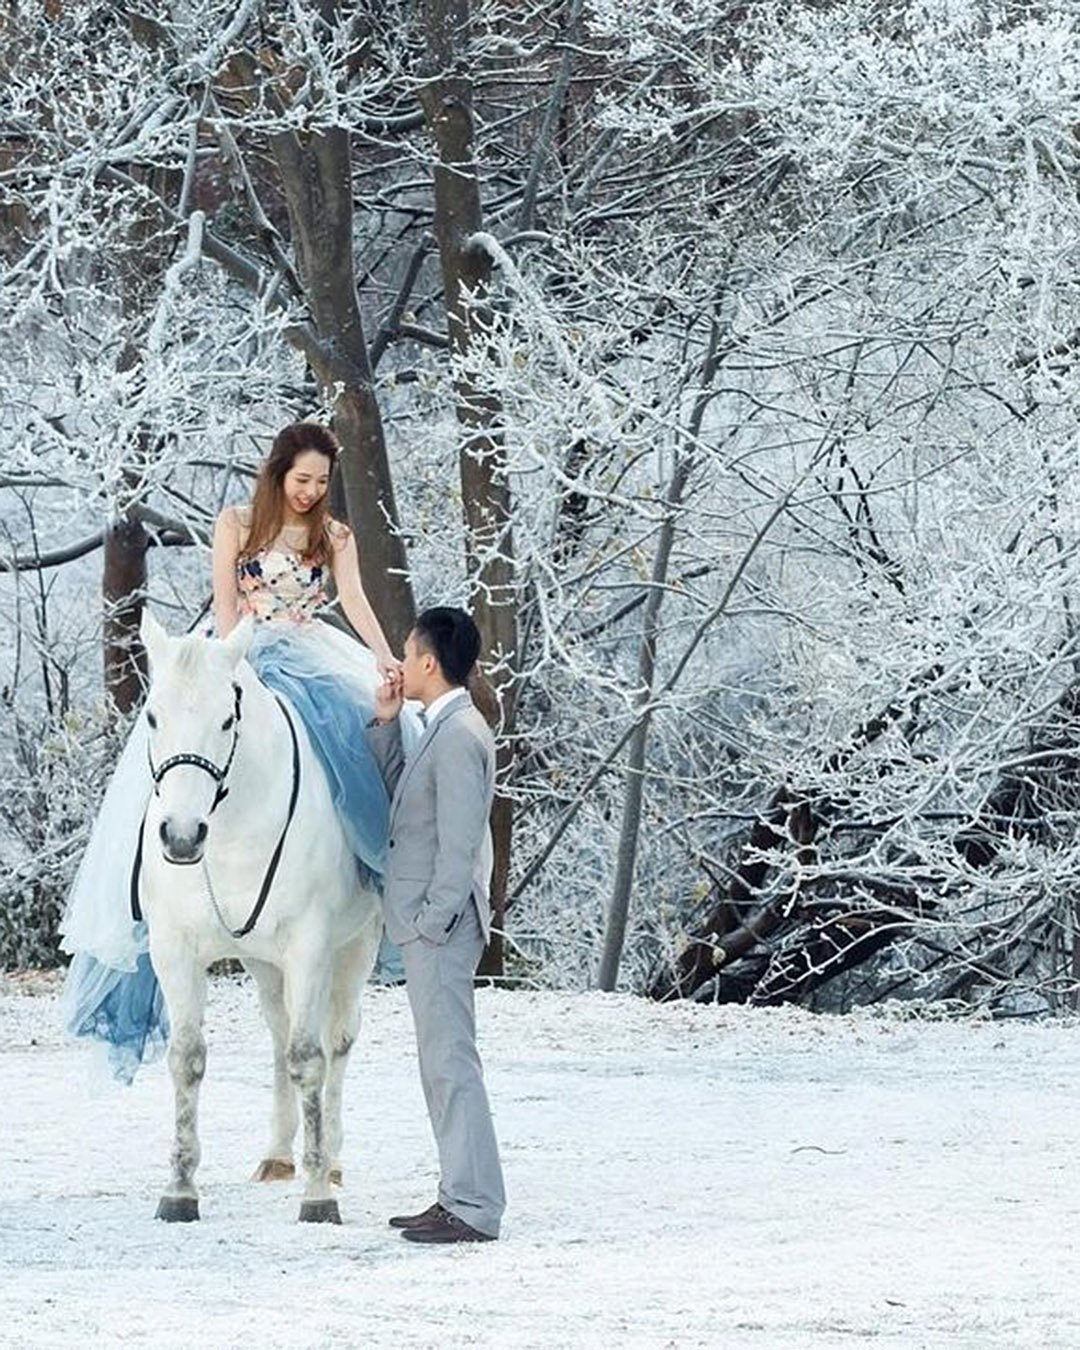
[422,687,469,727]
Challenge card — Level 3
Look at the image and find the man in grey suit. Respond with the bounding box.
[367,606,506,1244]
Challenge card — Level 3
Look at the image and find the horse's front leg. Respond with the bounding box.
[152,944,208,1222]
[323,924,379,1187]
[286,953,338,1224]
[244,958,298,1182]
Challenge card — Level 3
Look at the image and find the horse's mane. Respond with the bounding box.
[162,635,233,697]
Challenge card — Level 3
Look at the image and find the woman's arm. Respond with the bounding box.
[330,527,397,676]
[212,507,242,637]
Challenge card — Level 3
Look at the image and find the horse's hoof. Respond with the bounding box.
[299,1199,341,1224]
[329,1167,343,1187]
[252,1158,296,1182]
[156,1196,200,1223]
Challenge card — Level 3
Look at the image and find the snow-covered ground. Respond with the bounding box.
[2,972,1079,1349]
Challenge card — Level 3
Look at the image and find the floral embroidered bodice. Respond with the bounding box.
[237,548,328,624]
[235,514,329,624]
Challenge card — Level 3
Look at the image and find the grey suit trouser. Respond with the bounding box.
[402,904,506,1237]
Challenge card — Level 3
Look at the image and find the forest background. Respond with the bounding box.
[2,0,1079,1015]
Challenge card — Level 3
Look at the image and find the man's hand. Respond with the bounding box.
[374,667,404,724]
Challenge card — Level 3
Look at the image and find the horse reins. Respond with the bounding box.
[130,687,302,939]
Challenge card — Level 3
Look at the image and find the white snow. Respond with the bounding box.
[2,973,1079,1348]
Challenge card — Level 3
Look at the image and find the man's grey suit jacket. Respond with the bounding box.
[367,693,496,947]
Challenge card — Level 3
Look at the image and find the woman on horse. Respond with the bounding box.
[61,422,403,1080]
[213,421,399,880]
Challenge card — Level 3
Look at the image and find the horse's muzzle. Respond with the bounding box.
[159,818,209,864]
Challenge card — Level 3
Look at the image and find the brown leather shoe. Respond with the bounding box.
[388,1202,443,1230]
[401,1209,496,1244]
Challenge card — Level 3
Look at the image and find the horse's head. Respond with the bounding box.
[140,611,254,864]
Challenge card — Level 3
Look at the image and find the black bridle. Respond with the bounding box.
[131,686,302,939]
[147,681,244,811]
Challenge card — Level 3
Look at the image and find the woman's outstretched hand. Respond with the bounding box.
[376,650,402,683]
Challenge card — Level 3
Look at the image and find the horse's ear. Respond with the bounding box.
[140,608,169,669]
[221,615,254,668]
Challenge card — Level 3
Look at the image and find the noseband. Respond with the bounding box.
[147,682,243,812]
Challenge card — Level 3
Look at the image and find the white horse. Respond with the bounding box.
[137,611,382,1224]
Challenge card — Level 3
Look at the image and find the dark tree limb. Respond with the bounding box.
[0,533,106,571]
[419,0,519,977]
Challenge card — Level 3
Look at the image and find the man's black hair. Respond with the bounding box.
[412,607,481,686]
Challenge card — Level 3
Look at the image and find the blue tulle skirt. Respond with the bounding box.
[61,619,413,1081]
[64,949,169,1085]
[248,625,388,890]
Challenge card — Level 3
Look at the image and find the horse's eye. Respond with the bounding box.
[221,715,234,732]
[146,710,158,730]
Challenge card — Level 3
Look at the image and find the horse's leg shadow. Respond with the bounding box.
[153,948,208,1222]
[245,958,298,1183]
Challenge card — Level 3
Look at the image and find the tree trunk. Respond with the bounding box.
[269,125,415,650]
[597,456,691,992]
[103,514,148,714]
[420,0,518,978]
[108,152,169,715]
[598,316,723,990]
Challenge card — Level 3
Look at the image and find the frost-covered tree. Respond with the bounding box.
[453,0,1080,1006]
[4,0,1080,1012]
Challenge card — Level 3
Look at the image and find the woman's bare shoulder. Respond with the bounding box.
[217,503,251,529]
[215,505,251,555]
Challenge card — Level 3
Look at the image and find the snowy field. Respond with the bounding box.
[2,973,1080,1350]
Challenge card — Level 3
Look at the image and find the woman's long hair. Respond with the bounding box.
[239,422,341,567]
